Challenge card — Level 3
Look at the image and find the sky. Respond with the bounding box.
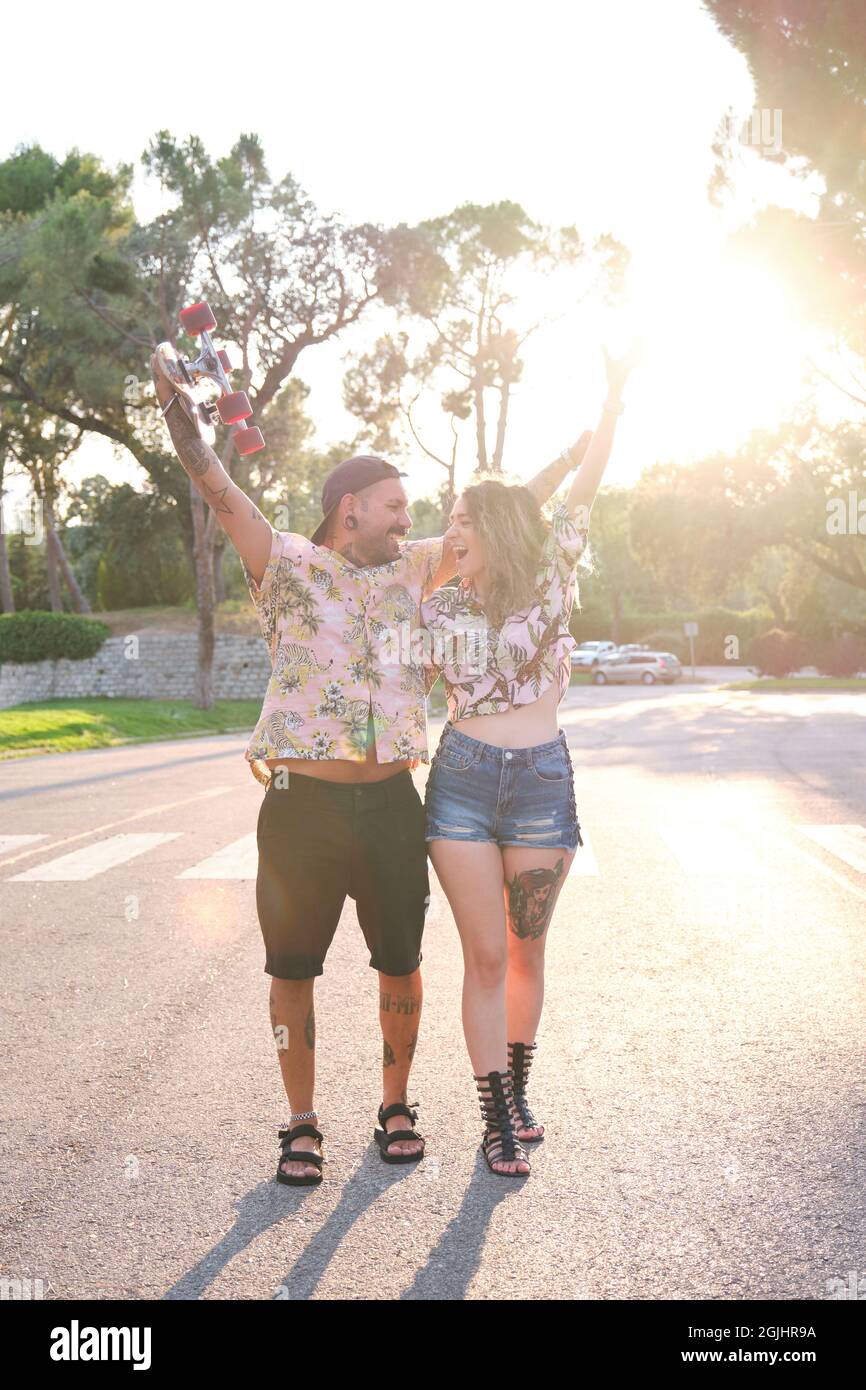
[2,0,829,511]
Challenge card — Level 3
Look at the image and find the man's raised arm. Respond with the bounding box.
[150,356,274,587]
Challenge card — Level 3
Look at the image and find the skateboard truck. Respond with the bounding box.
[154,300,266,456]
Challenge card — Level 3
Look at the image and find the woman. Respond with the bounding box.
[421,348,637,1176]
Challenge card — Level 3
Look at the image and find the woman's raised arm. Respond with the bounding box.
[525,430,593,507]
[564,344,642,520]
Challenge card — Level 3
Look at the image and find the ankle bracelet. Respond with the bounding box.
[289,1109,318,1124]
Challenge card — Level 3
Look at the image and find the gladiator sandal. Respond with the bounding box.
[474,1069,530,1177]
[508,1040,545,1142]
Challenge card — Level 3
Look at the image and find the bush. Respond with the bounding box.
[747,629,811,678]
[815,633,866,678]
[638,629,689,660]
[0,610,111,664]
[570,606,775,663]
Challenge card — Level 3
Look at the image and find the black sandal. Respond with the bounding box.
[474,1070,530,1177]
[276,1122,325,1186]
[508,1040,545,1142]
[374,1101,425,1164]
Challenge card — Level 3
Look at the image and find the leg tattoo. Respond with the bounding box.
[506,858,564,939]
[380,991,421,1015]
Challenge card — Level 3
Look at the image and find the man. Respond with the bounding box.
[152,350,589,1183]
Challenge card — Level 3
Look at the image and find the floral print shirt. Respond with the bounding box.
[419,501,588,719]
[241,528,446,763]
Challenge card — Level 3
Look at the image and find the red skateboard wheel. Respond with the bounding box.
[217,349,232,372]
[234,426,265,455]
[218,391,252,425]
[180,301,217,335]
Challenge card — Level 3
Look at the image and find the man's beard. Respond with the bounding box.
[369,529,407,563]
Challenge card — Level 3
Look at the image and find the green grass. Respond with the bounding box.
[0,659,602,760]
[722,677,866,691]
[0,698,263,759]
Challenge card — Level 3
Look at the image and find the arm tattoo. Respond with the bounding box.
[506,857,565,939]
[203,478,233,516]
[176,437,213,479]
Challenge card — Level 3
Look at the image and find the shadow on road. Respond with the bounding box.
[161,1145,518,1300]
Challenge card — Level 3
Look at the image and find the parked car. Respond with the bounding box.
[614,643,650,654]
[570,640,617,668]
[592,651,682,685]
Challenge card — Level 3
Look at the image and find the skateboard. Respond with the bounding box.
[154,300,265,455]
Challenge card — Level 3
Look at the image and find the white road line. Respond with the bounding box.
[0,835,47,855]
[9,833,181,882]
[571,831,599,875]
[658,824,767,876]
[798,825,866,874]
[768,832,866,906]
[0,785,232,871]
[177,834,258,880]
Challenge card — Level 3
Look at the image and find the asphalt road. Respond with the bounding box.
[1,681,865,1301]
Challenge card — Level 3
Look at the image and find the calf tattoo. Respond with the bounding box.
[379,992,421,1015]
[304,1006,315,1050]
[506,858,565,939]
[383,1040,396,1067]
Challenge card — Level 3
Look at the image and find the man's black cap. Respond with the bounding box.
[310,455,408,545]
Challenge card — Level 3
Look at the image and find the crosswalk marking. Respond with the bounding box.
[0,835,47,856]
[9,833,181,882]
[177,834,258,880]
[798,825,866,874]
[571,831,599,875]
[658,825,767,876]
[2,823,864,885]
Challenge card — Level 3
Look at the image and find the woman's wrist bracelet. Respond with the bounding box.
[602,396,625,416]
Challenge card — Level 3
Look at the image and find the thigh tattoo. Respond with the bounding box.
[506,858,564,939]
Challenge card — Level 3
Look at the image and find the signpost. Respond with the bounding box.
[684,621,698,681]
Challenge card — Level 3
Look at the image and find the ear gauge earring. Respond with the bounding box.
[345,515,358,530]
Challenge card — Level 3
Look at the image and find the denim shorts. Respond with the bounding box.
[424,722,583,851]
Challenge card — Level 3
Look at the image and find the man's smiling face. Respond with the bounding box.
[343,478,413,565]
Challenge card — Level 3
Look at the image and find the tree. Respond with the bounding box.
[343,203,627,521]
[1,135,411,703]
[707,2,866,377]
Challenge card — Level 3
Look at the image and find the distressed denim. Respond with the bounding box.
[424,722,583,851]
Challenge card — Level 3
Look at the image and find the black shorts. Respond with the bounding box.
[255,769,430,979]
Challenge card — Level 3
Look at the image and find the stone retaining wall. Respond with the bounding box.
[0,632,271,708]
